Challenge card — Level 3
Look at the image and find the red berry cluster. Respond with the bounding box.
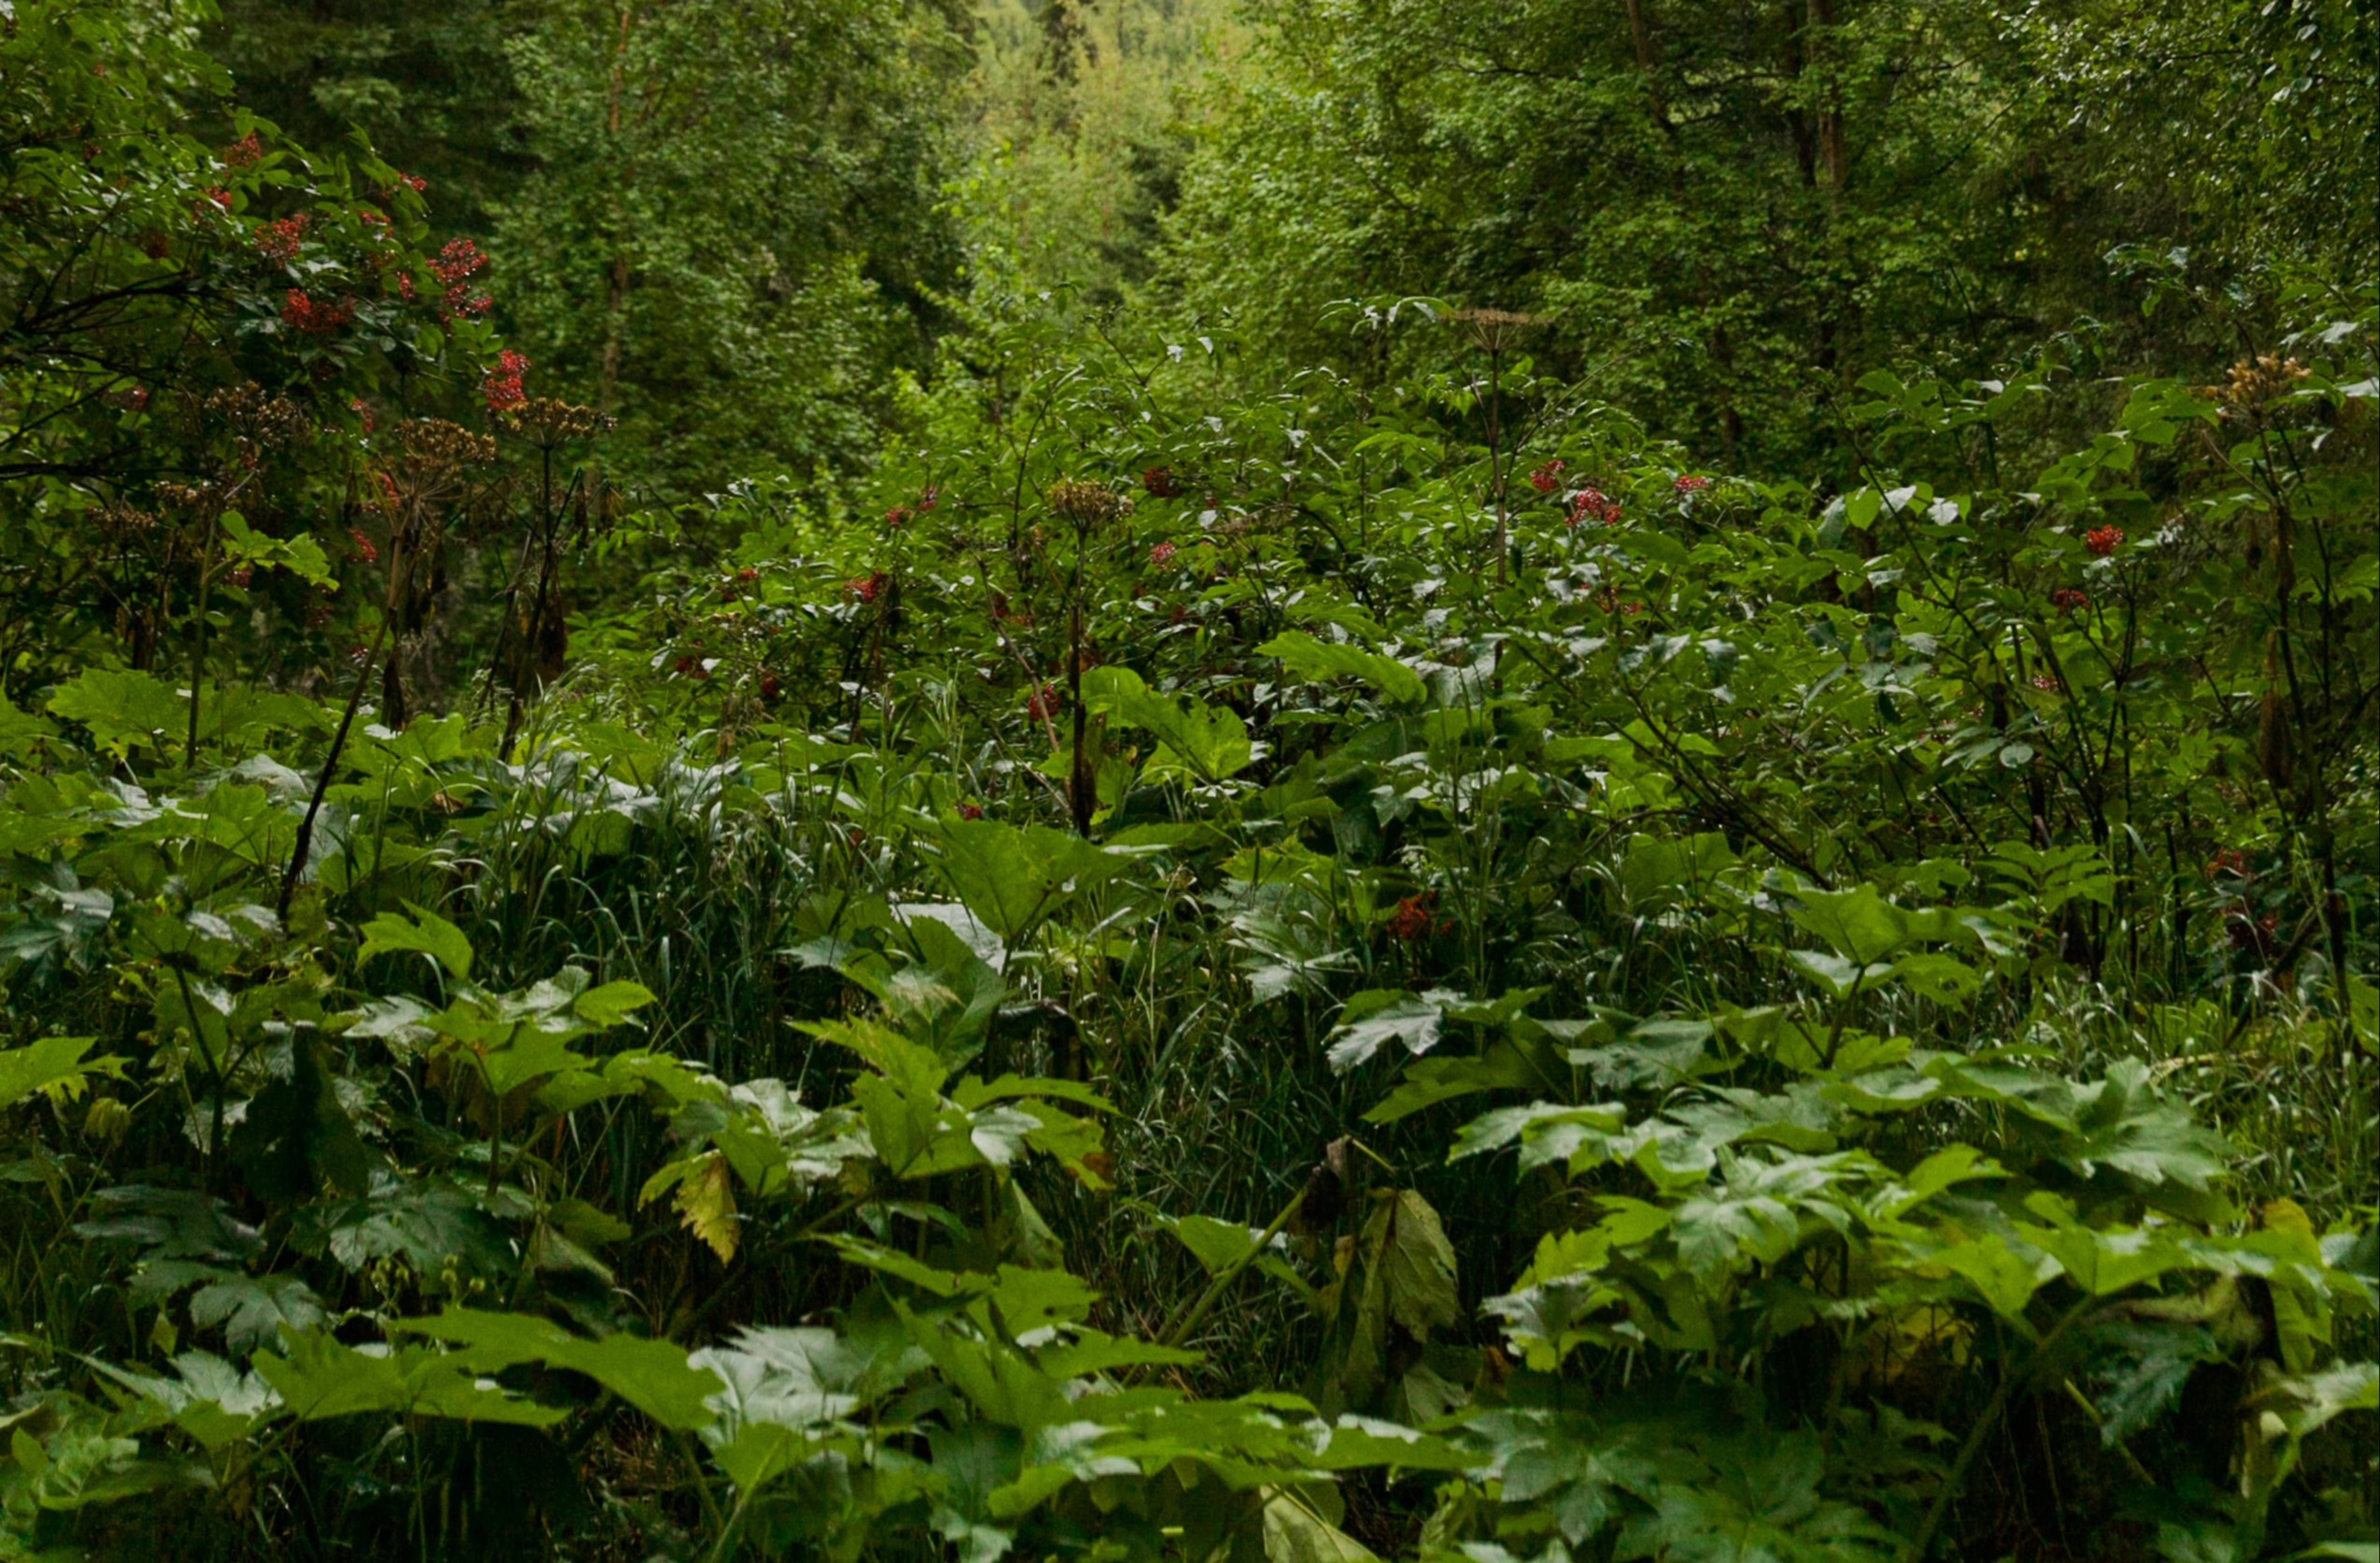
[1142,466,1182,498]
[2206,848,2252,880]
[253,213,309,263]
[1529,459,1567,494]
[223,133,265,168]
[2227,909,2280,958]
[481,349,529,410]
[2084,525,2124,557]
[430,238,492,320]
[1569,486,1622,526]
[280,289,354,335]
[1673,473,1712,494]
[2051,588,2089,611]
[1149,541,1179,567]
[1387,892,1440,941]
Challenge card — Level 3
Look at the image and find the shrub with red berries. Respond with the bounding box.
[1387,892,1439,941]
[253,213,308,263]
[1529,459,1567,494]
[1569,486,1622,526]
[2084,525,2124,557]
[280,289,354,335]
[481,349,529,410]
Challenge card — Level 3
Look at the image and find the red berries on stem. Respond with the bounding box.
[482,349,529,411]
[280,290,353,335]
[1569,487,1621,526]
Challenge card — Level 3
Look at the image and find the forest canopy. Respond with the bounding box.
[0,1,2373,1560]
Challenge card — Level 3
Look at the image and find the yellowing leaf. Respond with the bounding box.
[676,1152,739,1262]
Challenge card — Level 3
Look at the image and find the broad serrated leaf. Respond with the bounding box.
[391,1308,725,1431]
[357,902,473,980]
[1325,990,1448,1073]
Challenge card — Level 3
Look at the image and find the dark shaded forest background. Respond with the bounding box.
[202,0,2373,495]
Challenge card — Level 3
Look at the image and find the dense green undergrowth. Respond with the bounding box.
[3,282,2375,1561]
[2,2,2377,1559]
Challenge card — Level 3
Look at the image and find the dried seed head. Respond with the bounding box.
[2208,354,2310,412]
[97,502,159,538]
[1452,307,1537,353]
[501,397,613,444]
[1046,478,1131,529]
[395,417,498,466]
[204,382,310,447]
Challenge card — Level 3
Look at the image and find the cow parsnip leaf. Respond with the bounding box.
[391,1307,725,1431]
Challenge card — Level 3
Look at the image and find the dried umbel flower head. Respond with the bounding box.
[96,502,159,540]
[395,418,498,467]
[1452,307,1536,354]
[204,383,310,448]
[2206,354,2309,412]
[1046,478,1131,529]
[501,397,613,446]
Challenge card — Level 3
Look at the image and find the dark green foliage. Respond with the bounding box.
[0,1,2374,1559]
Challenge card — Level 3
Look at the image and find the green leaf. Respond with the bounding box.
[188,1272,328,1353]
[2016,1219,2188,1298]
[1082,666,1255,783]
[1789,884,1928,965]
[391,1308,725,1431]
[1365,1043,1535,1123]
[1168,1213,1275,1276]
[928,820,1127,944]
[1256,630,1427,705]
[1260,1486,1379,1561]
[358,902,473,980]
[46,667,185,757]
[572,979,656,1029]
[0,1036,111,1111]
[1619,832,1736,909]
[1929,1234,2054,1322]
[0,686,57,757]
[1370,1189,1459,1341]
[1324,990,1448,1072]
[1672,1153,1845,1277]
[2265,1360,2377,1440]
[255,1330,568,1427]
